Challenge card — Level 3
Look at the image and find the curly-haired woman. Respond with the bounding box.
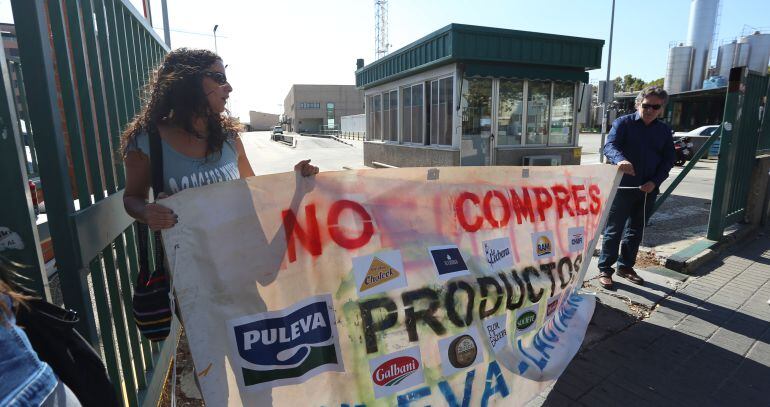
[122,48,317,230]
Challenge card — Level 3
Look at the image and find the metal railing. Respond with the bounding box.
[3,1,174,405]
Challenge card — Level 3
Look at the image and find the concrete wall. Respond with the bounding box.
[364,143,581,168]
[248,111,280,130]
[495,147,582,166]
[341,114,366,133]
[364,142,460,167]
[283,85,364,132]
[746,154,770,225]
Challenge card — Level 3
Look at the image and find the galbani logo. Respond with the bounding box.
[517,311,536,330]
[360,257,400,292]
[536,236,552,256]
[372,356,419,386]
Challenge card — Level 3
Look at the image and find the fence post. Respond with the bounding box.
[707,67,743,241]
[12,0,99,343]
[0,36,49,299]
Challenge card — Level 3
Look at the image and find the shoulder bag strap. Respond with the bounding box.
[148,126,167,274]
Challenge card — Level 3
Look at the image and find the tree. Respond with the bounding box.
[613,75,647,92]
[648,77,664,87]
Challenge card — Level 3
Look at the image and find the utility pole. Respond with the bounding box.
[213,24,219,54]
[600,0,616,164]
[161,0,171,47]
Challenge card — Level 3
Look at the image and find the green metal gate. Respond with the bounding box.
[0,1,175,405]
[708,67,770,240]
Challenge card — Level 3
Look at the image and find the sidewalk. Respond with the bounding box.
[532,231,770,406]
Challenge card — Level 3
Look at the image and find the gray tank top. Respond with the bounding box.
[128,131,240,195]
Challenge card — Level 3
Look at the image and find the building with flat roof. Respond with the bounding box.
[248,111,280,131]
[283,84,364,133]
[356,23,604,167]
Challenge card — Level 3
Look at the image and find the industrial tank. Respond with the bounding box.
[739,32,770,75]
[716,41,750,78]
[686,0,720,89]
[665,45,694,93]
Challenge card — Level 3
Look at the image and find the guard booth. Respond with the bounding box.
[355,24,603,168]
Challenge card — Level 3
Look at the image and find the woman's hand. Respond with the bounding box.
[294,159,319,177]
[144,193,177,231]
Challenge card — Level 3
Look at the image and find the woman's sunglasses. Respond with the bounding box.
[203,71,228,85]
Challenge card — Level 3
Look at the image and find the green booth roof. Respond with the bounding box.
[355,23,604,89]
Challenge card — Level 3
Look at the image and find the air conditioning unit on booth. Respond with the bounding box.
[522,155,562,166]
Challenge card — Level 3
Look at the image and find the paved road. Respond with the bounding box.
[579,132,716,201]
[241,131,365,175]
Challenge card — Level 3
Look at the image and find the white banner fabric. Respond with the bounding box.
[162,165,621,406]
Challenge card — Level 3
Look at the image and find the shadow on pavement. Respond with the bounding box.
[544,237,770,406]
[544,303,770,406]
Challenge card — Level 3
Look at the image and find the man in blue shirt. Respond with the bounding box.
[598,86,676,289]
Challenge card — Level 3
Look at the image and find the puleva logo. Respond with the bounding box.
[372,356,419,386]
[429,245,470,281]
[352,250,408,298]
[228,294,344,392]
[360,257,400,292]
[368,346,425,398]
[568,226,586,253]
[532,231,555,260]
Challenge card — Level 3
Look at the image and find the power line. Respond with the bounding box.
[151,26,227,38]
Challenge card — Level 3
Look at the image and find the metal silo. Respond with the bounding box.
[739,32,770,75]
[716,41,738,78]
[665,45,694,93]
[686,0,720,90]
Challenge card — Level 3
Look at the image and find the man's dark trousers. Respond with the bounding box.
[598,188,657,274]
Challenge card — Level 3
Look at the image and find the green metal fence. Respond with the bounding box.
[707,67,770,240]
[1,1,175,405]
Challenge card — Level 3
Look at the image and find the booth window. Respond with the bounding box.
[382,90,397,142]
[402,83,424,144]
[550,82,574,145]
[497,79,524,146]
[371,97,380,140]
[461,78,493,137]
[526,81,551,145]
[388,90,398,141]
[429,77,453,146]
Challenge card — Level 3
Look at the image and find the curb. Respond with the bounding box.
[665,224,759,273]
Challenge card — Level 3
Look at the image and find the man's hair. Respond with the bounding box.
[635,86,669,105]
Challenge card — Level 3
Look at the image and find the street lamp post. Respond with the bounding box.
[600,0,616,164]
[213,24,219,54]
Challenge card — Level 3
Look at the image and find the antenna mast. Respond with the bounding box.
[375,0,389,59]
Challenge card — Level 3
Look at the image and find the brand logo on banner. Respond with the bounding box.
[352,250,408,298]
[483,315,508,353]
[568,227,585,253]
[482,237,514,272]
[228,295,344,392]
[515,304,539,335]
[532,231,555,260]
[438,328,485,376]
[429,245,470,281]
[368,347,425,398]
[547,296,560,317]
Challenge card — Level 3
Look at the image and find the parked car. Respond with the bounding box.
[271,126,283,140]
[673,125,721,159]
[673,125,720,138]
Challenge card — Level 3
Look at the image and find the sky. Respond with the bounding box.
[2,0,769,120]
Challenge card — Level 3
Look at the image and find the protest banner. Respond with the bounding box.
[161,165,621,406]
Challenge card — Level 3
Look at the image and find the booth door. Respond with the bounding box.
[460,78,494,166]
